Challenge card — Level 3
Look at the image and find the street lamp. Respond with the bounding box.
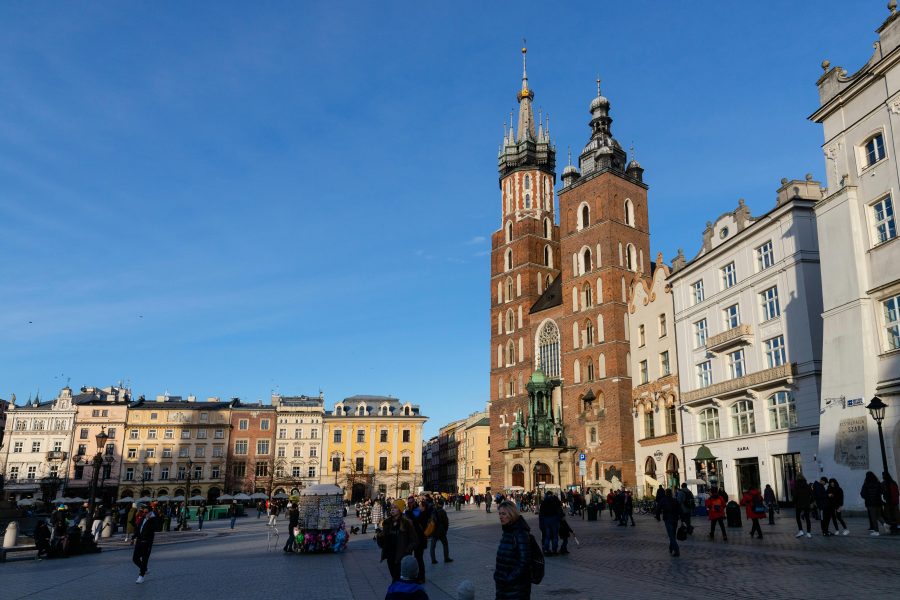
[866,396,891,478]
[87,427,109,530]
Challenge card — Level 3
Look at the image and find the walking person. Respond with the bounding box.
[372,498,385,534]
[494,500,533,600]
[676,483,695,534]
[227,502,237,529]
[539,491,563,555]
[861,471,887,535]
[793,475,813,538]
[763,484,777,525]
[655,488,681,556]
[485,493,493,514]
[828,478,849,535]
[622,490,635,526]
[705,487,727,541]
[197,503,205,530]
[739,486,766,539]
[132,505,156,584]
[360,501,372,535]
[284,503,300,553]
[125,503,137,543]
[882,472,900,534]
[429,498,453,564]
[404,496,430,583]
[377,500,418,582]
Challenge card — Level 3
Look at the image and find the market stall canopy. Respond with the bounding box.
[16,498,35,506]
[273,492,289,499]
[233,493,252,501]
[249,492,268,500]
[171,495,186,502]
[156,495,171,502]
[189,495,205,501]
[137,496,152,503]
[300,484,343,497]
[685,479,707,485]
[118,496,134,503]
[217,494,234,501]
[69,497,86,503]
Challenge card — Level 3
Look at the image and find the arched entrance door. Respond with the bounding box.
[665,454,680,489]
[512,464,525,488]
[533,462,553,485]
[644,457,657,497]
[351,482,367,503]
[207,487,221,504]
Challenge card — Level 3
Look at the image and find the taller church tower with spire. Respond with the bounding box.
[489,56,650,494]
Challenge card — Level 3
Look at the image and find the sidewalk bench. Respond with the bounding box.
[0,543,38,562]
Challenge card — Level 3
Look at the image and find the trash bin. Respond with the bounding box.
[587,503,598,521]
[726,501,742,528]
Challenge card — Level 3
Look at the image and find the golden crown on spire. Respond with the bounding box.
[518,44,533,101]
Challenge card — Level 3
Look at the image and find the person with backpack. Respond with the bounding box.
[861,471,887,535]
[655,488,682,556]
[763,484,777,525]
[494,500,537,599]
[676,483,695,534]
[429,498,453,564]
[739,486,767,539]
[705,487,727,541]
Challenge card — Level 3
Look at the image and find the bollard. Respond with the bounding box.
[101,516,112,538]
[3,521,18,548]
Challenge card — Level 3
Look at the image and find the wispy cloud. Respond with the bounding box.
[464,235,486,245]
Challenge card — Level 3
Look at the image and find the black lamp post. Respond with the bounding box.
[866,396,891,478]
[87,427,109,530]
[185,458,194,504]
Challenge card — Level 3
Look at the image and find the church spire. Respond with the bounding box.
[516,45,536,142]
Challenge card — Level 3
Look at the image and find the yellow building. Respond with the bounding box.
[458,411,491,495]
[121,395,232,503]
[322,395,426,502]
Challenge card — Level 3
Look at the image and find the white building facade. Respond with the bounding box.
[629,256,683,497]
[0,389,77,502]
[272,394,326,489]
[810,8,900,505]
[670,183,824,502]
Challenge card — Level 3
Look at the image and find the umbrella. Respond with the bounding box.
[684,479,707,485]
[58,497,73,503]
[16,498,35,506]
[272,492,289,499]
[217,494,234,501]
[118,496,135,503]
[172,495,185,502]
[137,496,152,503]
[69,496,86,503]
[189,495,205,502]
[233,493,251,501]
[156,495,171,502]
[249,492,268,500]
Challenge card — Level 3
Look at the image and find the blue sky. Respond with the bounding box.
[0,2,885,437]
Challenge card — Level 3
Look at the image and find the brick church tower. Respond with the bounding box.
[489,60,650,493]
[489,48,560,487]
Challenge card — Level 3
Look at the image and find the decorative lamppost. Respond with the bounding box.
[866,396,891,477]
[87,427,109,530]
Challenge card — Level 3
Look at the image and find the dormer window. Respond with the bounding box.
[865,133,886,167]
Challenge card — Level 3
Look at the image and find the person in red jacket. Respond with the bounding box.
[740,487,767,539]
[705,488,727,541]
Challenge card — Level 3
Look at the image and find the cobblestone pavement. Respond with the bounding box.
[2,508,899,599]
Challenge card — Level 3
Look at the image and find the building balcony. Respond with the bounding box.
[683,363,795,403]
[706,324,753,354]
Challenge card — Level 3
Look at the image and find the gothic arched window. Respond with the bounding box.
[537,320,561,378]
[624,198,635,226]
[582,205,590,228]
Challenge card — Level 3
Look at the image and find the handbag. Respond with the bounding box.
[423,518,436,538]
[676,525,687,541]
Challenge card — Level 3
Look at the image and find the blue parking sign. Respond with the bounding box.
[579,453,586,461]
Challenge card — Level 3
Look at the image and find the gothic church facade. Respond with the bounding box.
[489,50,651,493]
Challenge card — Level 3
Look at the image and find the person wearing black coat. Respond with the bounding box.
[793,475,813,538]
[538,491,563,554]
[133,507,156,583]
[494,501,532,600]
[429,499,452,564]
[284,504,300,552]
[655,489,682,557]
[404,497,430,584]
[828,479,849,535]
[861,471,887,535]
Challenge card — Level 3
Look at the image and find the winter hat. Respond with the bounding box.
[400,555,419,581]
[457,580,475,599]
[393,499,406,512]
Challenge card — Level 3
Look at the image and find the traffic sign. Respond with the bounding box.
[579,453,586,461]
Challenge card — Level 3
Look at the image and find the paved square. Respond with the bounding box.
[2,507,899,599]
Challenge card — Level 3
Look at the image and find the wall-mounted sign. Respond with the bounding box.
[847,398,864,407]
[736,446,750,452]
[835,417,868,470]
[653,450,663,461]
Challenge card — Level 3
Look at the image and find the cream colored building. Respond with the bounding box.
[272,393,325,492]
[629,257,682,498]
[458,410,491,495]
[322,395,426,501]
[121,395,232,502]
